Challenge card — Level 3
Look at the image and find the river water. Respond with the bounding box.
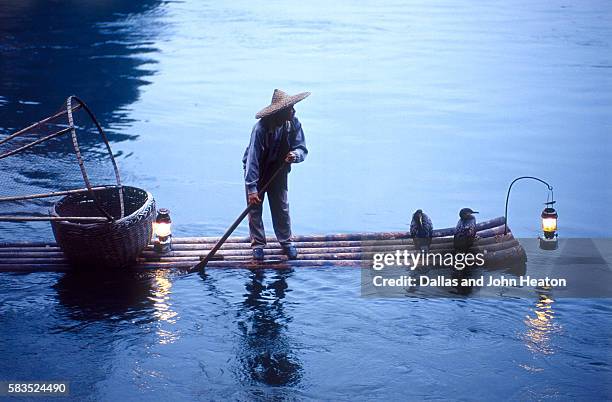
[0,0,611,400]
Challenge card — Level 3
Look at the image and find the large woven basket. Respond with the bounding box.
[51,186,155,269]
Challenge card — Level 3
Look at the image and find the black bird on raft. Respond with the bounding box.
[410,209,434,252]
[454,208,479,252]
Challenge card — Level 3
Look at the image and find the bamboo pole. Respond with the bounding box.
[0,260,364,272]
[0,216,109,222]
[0,245,525,273]
[176,217,506,244]
[0,218,508,248]
[169,226,506,247]
[0,217,525,273]
[0,103,81,146]
[0,242,55,248]
[0,236,517,260]
[138,239,520,258]
[140,231,514,252]
[0,186,120,203]
[0,257,67,264]
[0,232,514,257]
[0,241,521,263]
[0,127,72,160]
[0,223,513,251]
[0,251,65,258]
[0,247,61,253]
[0,245,526,272]
[192,162,289,272]
[0,240,520,262]
[138,244,521,263]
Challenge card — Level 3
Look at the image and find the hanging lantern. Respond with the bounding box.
[503,176,558,251]
[153,208,172,253]
[539,201,558,250]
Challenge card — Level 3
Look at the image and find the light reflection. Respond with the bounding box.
[151,270,179,345]
[523,290,561,355]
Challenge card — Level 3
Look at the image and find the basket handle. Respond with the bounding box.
[66,96,124,221]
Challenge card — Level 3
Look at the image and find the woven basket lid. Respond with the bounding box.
[255,89,310,119]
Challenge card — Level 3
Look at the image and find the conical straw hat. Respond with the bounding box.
[255,89,311,119]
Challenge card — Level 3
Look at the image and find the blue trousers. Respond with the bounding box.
[246,172,292,249]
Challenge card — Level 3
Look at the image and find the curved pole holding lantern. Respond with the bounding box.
[504,176,554,235]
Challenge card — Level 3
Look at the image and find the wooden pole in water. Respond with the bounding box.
[189,162,288,274]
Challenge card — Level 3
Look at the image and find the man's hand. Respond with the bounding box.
[248,192,262,205]
[285,151,297,163]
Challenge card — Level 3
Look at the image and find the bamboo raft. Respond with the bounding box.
[0,217,525,272]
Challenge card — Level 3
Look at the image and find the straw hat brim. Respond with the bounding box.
[255,92,311,119]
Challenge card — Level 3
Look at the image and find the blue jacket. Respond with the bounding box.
[242,117,308,194]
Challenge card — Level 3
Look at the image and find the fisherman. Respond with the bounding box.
[410,209,433,252]
[243,89,310,261]
[454,208,478,252]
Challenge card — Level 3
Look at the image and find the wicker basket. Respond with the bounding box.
[51,186,155,269]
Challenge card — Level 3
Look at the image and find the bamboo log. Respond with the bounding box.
[139,231,514,252]
[143,245,526,266]
[0,260,364,272]
[0,257,67,264]
[0,245,525,273]
[160,223,508,250]
[138,243,521,263]
[0,241,58,248]
[0,241,521,265]
[0,226,514,255]
[0,218,508,248]
[175,217,506,244]
[0,241,519,263]
[0,234,517,258]
[0,251,65,258]
[138,239,520,259]
[0,246,526,272]
[0,228,513,251]
[0,216,527,273]
[0,246,61,253]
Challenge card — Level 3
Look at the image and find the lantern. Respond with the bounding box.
[539,202,558,250]
[504,176,559,251]
[153,208,172,253]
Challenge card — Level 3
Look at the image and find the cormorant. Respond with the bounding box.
[454,208,478,252]
[410,209,434,252]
